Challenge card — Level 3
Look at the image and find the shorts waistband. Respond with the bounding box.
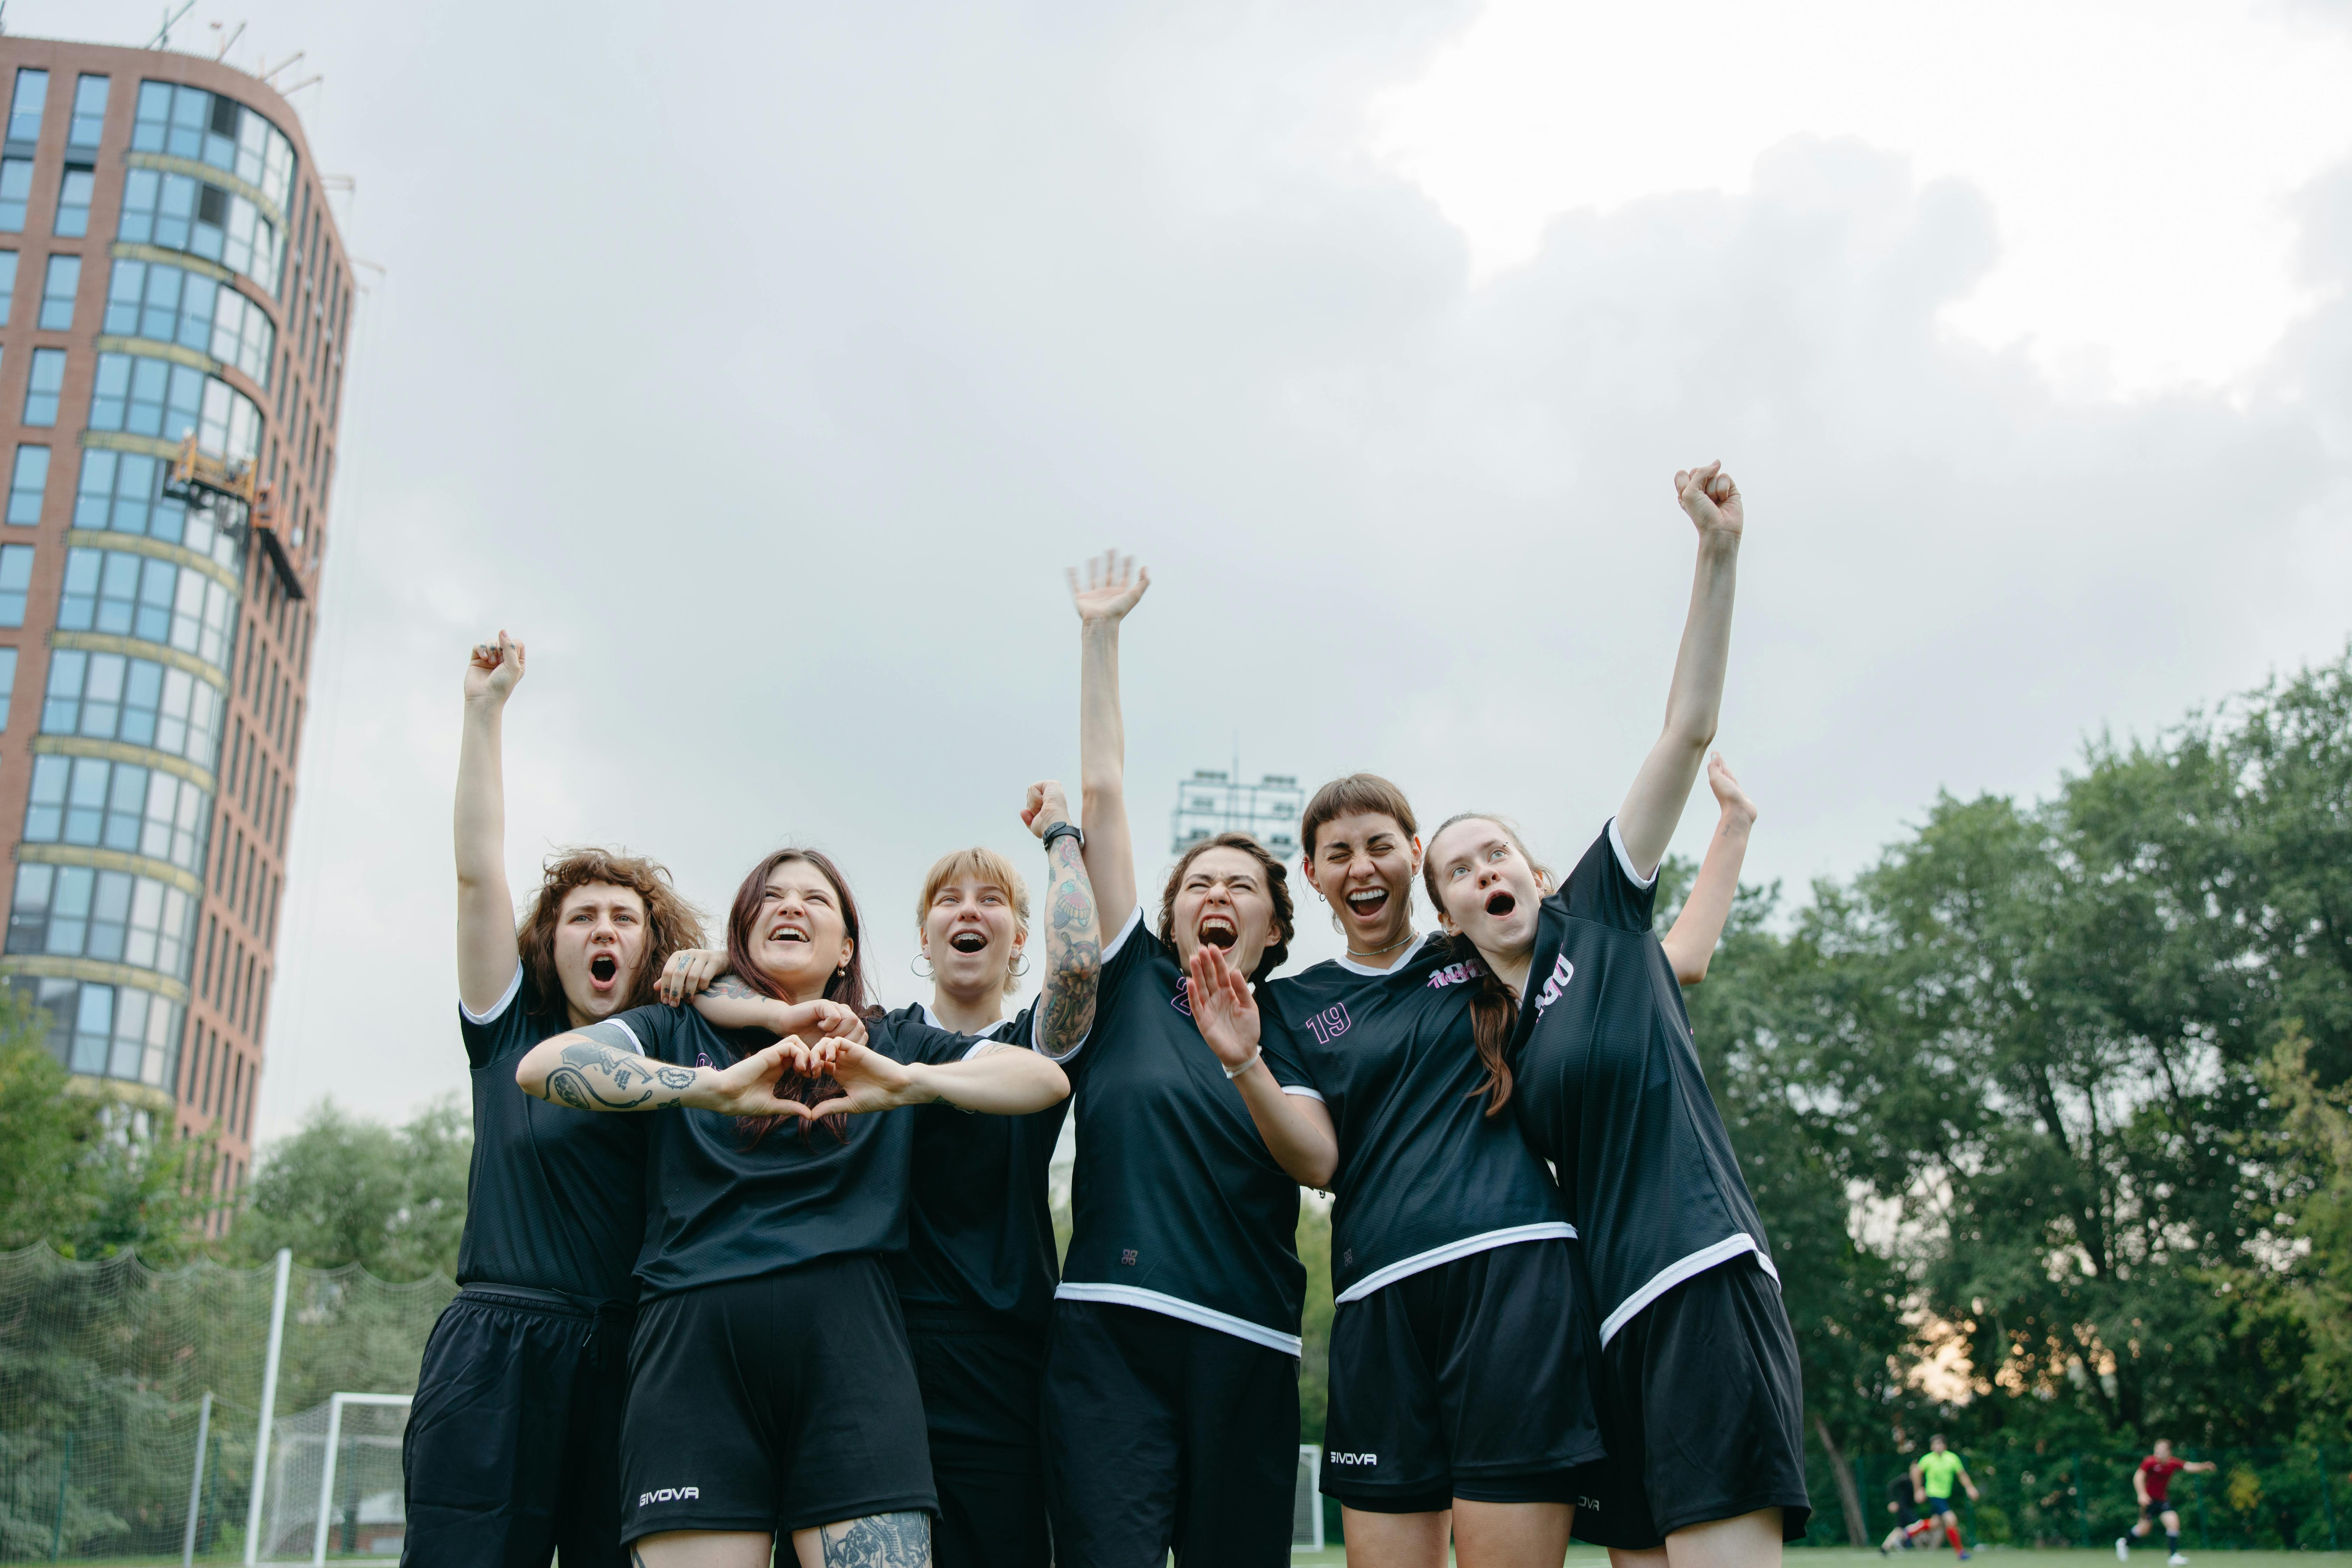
[457,1283,635,1320]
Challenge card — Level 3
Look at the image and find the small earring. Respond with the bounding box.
[1008,954,1031,980]
[910,954,934,979]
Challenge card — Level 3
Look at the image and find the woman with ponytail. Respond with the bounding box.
[1182,769,1598,1568]
[514,832,1077,1568]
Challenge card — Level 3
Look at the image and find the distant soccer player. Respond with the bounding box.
[1879,1469,1933,1554]
[1912,1436,1978,1561]
[2118,1439,2214,1566]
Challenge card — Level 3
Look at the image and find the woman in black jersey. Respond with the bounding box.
[1421,463,1812,1566]
[1043,552,1308,1568]
[405,631,708,1568]
[515,841,1074,1568]
[656,787,1101,1568]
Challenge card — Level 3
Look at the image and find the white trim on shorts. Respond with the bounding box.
[1599,1231,1780,1346]
[1053,1281,1302,1358]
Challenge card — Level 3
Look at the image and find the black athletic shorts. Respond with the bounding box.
[1321,1239,1604,1513]
[402,1284,634,1568]
[1925,1494,1956,1517]
[1042,1300,1300,1568]
[620,1256,935,1544]
[1570,1254,1812,1550]
[2142,1497,2175,1521]
[904,1307,1050,1568]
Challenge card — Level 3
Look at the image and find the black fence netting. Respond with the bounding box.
[1806,1446,2351,1553]
[0,1243,453,1562]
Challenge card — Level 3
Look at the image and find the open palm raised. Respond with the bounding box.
[1068,548,1150,623]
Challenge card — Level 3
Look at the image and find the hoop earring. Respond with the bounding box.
[1008,954,1031,980]
[911,954,934,979]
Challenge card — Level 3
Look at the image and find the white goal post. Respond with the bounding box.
[309,1393,412,1567]
[1293,1443,1324,1551]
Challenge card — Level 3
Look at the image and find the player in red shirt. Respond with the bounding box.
[2118,1439,2216,1566]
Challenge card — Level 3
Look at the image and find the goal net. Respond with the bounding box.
[253,1395,413,1563]
[1293,1443,1324,1550]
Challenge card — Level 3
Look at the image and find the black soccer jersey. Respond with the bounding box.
[1260,937,1572,1303]
[1055,908,1306,1355]
[595,1002,980,1300]
[886,1001,1072,1332]
[1507,819,1778,1345]
[454,966,649,1304]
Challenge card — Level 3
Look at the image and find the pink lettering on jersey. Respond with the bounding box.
[1533,955,1575,1014]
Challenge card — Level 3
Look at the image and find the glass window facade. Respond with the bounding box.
[58,546,234,667]
[39,253,78,329]
[53,166,93,238]
[23,753,209,872]
[41,649,223,768]
[106,261,275,384]
[7,972,182,1088]
[0,159,29,232]
[0,249,14,322]
[8,69,46,143]
[117,168,282,292]
[0,542,29,625]
[88,351,202,441]
[8,444,46,524]
[69,76,107,148]
[130,81,295,209]
[0,646,15,729]
[23,346,63,425]
[8,861,195,979]
[74,450,246,573]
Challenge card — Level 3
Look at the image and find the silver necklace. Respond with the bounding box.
[1346,930,1418,959]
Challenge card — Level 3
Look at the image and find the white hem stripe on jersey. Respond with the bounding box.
[459,962,526,1027]
[1597,1231,1779,1346]
[1608,816,1660,890]
[1280,1085,1326,1103]
[1099,904,1145,962]
[1330,931,1434,978]
[1333,1222,1580,1306]
[1054,1281,1303,1357]
[599,1018,648,1058]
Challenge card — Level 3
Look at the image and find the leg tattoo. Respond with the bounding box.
[821,1510,930,1567]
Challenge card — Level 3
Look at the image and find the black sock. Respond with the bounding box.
[2168,1533,2181,1555]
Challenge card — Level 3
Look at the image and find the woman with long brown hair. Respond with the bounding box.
[404,631,707,1568]
[514,832,1077,1568]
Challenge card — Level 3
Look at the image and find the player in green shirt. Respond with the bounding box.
[1911,1435,1980,1561]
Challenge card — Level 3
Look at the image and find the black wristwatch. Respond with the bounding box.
[1040,821,1085,853]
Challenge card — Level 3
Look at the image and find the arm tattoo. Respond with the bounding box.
[821,1510,930,1567]
[1037,834,1101,1055]
[704,973,758,999]
[539,1026,694,1112]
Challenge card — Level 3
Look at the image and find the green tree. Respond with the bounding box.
[230,1098,471,1279]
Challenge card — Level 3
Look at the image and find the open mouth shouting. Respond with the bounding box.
[949,930,989,955]
[588,953,620,991]
[1484,889,1517,919]
[1196,912,1239,950]
[766,920,811,948]
[1344,886,1390,922]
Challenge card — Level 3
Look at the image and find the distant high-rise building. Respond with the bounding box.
[1170,769,1303,860]
[0,35,351,1213]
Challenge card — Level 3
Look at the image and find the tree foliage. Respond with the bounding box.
[227,1098,471,1281]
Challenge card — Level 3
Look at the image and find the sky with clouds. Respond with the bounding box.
[15,0,2352,1141]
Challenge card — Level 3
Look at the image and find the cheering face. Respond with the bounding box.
[1171,846,1281,978]
[747,860,855,999]
[1308,811,1421,950]
[1429,818,1546,960]
[551,883,649,1020]
[922,875,1023,1001]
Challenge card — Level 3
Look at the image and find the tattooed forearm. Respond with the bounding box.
[526,1026,702,1113]
[820,1510,930,1567]
[704,973,758,999]
[1037,833,1101,1054]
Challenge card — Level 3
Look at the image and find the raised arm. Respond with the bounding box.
[1070,551,1148,936]
[1659,752,1757,984]
[1187,946,1338,1189]
[1022,779,1102,1055]
[456,633,526,1014]
[1616,463,1743,878]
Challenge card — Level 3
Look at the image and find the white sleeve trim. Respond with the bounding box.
[1280,1084,1325,1102]
[1099,903,1145,962]
[598,1018,646,1058]
[1607,817,1659,889]
[1053,1281,1302,1358]
[1597,1231,1775,1346]
[458,962,526,1027]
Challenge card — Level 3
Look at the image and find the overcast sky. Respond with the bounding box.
[17,1,2352,1141]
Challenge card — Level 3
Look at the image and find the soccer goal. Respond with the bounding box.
[251,1392,414,1563]
[1293,1443,1324,1551]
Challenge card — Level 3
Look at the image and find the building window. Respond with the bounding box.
[0,544,29,625]
[58,545,233,667]
[0,159,30,232]
[8,445,47,525]
[53,167,93,238]
[117,167,281,293]
[0,646,15,729]
[38,254,78,329]
[41,649,224,767]
[0,249,14,323]
[131,81,295,208]
[73,449,246,572]
[69,76,107,147]
[23,754,209,871]
[8,69,46,144]
[22,348,64,426]
[6,973,182,1087]
[89,351,202,441]
[210,284,273,383]
[103,258,274,380]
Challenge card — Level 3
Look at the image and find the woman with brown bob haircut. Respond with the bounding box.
[516,821,1083,1568]
[1041,552,1308,1568]
[404,632,707,1568]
